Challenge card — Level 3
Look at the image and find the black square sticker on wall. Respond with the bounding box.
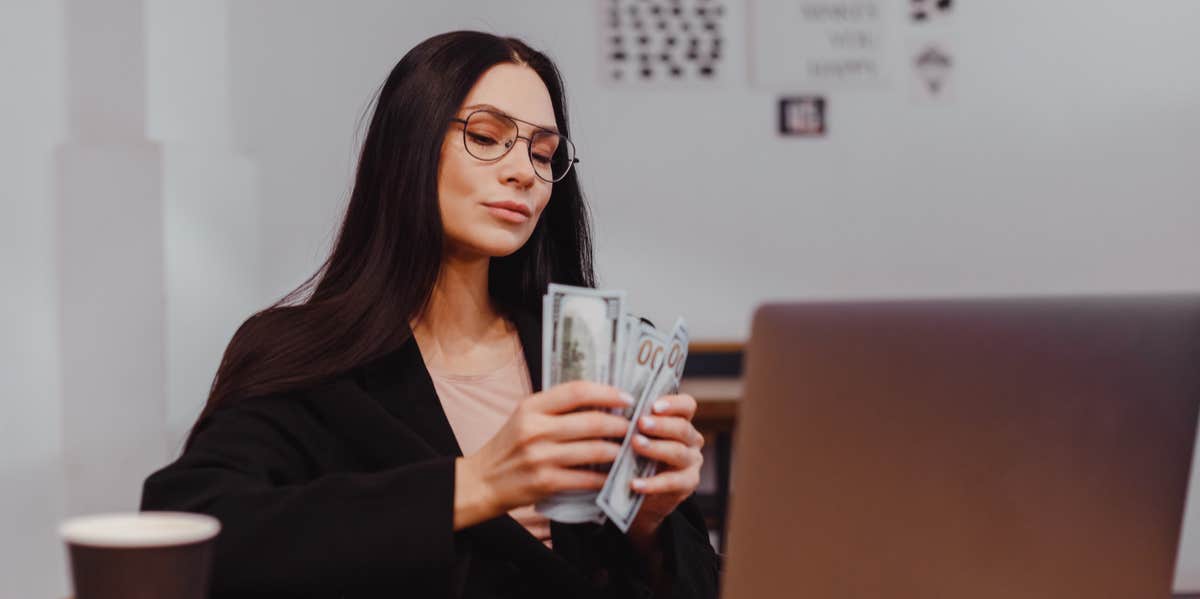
[779,96,827,137]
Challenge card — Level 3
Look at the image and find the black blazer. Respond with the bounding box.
[141,308,722,598]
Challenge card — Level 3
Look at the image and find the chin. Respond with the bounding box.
[459,226,534,258]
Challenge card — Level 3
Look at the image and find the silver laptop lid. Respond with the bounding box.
[723,295,1200,598]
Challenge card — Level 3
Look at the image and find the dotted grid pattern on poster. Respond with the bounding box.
[599,0,728,85]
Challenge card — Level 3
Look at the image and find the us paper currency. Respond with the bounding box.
[661,317,690,395]
[534,283,625,524]
[541,284,624,390]
[612,317,668,420]
[596,318,689,532]
[612,313,639,409]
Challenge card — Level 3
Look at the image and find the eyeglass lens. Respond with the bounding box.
[462,111,575,182]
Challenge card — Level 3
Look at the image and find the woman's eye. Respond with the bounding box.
[468,133,498,145]
[532,153,553,165]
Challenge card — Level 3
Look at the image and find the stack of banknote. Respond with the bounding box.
[534,283,689,533]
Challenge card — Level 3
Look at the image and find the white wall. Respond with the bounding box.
[56,0,169,524]
[145,0,262,452]
[1,1,68,597]
[2,0,1198,594]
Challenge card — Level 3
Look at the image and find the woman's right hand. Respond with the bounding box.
[452,381,634,530]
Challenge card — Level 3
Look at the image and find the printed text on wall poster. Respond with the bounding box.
[749,0,889,89]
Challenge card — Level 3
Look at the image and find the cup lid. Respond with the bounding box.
[59,512,221,548]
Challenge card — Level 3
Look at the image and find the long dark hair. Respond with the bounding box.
[188,31,595,446]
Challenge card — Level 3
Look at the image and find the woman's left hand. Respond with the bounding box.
[627,393,705,548]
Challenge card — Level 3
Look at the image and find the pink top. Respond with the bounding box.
[426,331,553,548]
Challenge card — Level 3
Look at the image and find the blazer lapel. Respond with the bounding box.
[358,307,542,457]
[358,329,463,457]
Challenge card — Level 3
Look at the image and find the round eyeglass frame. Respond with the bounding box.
[449,109,580,183]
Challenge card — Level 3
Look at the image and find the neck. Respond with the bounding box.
[411,250,508,360]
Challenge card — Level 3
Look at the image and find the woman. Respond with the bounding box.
[141,31,721,598]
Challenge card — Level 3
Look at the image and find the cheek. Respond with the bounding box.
[438,141,466,189]
[532,190,552,219]
[437,146,478,211]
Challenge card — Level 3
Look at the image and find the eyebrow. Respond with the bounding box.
[462,103,559,134]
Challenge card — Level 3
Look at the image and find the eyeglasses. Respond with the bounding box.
[449,109,579,183]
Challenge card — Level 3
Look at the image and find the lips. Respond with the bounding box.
[482,200,532,217]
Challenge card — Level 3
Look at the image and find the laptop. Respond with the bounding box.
[720,295,1200,598]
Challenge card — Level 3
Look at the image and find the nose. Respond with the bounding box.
[497,135,537,187]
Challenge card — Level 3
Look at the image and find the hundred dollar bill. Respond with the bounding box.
[661,317,690,395]
[597,318,689,532]
[613,313,640,400]
[535,283,625,524]
[613,317,668,420]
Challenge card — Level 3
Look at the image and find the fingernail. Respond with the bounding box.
[635,434,650,447]
[642,416,655,430]
[631,479,646,491]
[620,392,635,406]
[653,399,669,414]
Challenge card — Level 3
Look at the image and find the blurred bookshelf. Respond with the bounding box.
[681,341,743,554]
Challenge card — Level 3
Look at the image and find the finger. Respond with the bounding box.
[631,434,702,470]
[631,467,701,495]
[543,439,623,468]
[535,381,635,415]
[648,394,698,419]
[649,394,697,418]
[544,411,631,442]
[639,414,704,448]
[547,467,609,493]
